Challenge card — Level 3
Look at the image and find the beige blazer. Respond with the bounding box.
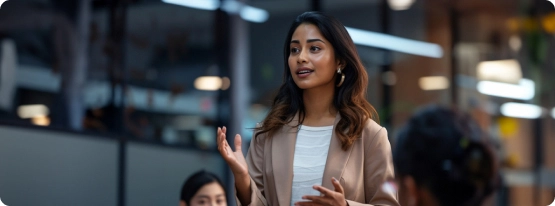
[241,114,399,206]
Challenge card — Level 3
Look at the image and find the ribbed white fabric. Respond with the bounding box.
[290,125,333,206]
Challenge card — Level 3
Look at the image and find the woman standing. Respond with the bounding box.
[217,11,399,206]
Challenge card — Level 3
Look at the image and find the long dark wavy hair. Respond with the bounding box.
[255,11,378,151]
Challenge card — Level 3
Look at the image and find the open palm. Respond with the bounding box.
[217,127,248,176]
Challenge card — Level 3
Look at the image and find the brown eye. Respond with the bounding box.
[310,46,321,51]
[290,47,300,53]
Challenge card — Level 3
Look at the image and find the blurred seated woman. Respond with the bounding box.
[393,106,499,206]
[180,170,227,206]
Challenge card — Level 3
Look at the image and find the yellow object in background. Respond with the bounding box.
[542,13,555,34]
[506,13,555,33]
[498,117,519,139]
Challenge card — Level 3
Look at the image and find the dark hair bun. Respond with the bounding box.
[393,106,499,206]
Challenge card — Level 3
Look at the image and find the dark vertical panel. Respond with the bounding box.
[380,0,392,132]
[107,0,128,205]
[449,5,459,107]
[214,5,233,206]
[311,0,321,11]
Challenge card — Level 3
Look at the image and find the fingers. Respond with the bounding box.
[300,195,328,205]
[331,177,344,194]
[216,127,222,148]
[296,180,345,206]
[217,126,242,153]
[312,185,334,197]
[217,127,229,155]
[234,134,242,152]
[217,128,226,157]
[218,128,225,146]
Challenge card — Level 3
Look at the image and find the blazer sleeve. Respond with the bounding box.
[235,128,268,206]
[346,127,400,206]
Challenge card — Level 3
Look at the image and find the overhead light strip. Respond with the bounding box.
[477,78,535,100]
[162,0,219,11]
[500,102,543,119]
[162,0,268,23]
[345,27,444,58]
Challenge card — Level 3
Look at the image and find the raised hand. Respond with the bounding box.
[217,126,249,177]
[295,177,348,206]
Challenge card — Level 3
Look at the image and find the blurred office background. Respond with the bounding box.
[0,0,554,205]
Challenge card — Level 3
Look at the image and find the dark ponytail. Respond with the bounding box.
[393,106,499,206]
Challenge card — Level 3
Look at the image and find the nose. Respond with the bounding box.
[297,48,308,64]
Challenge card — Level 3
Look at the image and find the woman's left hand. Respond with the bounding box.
[295,177,348,206]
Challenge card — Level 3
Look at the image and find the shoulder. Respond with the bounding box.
[361,118,387,139]
[251,123,268,144]
[252,122,284,143]
[360,119,392,157]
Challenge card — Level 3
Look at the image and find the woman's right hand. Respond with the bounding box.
[217,126,249,177]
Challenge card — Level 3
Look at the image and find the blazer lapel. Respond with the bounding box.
[272,114,299,206]
[321,114,353,189]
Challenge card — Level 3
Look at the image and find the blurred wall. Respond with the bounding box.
[0,125,225,206]
[126,142,224,206]
[0,126,118,206]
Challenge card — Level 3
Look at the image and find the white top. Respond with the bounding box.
[290,125,333,206]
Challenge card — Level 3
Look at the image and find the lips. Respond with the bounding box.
[296,68,314,78]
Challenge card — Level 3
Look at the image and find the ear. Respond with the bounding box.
[179,200,187,206]
[336,59,345,69]
[403,176,419,206]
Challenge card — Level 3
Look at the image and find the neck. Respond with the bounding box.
[302,86,336,125]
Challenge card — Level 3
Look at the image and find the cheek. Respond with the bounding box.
[288,57,296,72]
[313,54,335,72]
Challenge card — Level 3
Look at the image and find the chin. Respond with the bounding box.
[293,81,312,90]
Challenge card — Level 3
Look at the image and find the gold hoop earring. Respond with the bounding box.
[336,73,345,87]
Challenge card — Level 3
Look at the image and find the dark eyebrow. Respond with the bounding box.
[307,38,325,43]
[196,194,225,199]
[290,39,325,44]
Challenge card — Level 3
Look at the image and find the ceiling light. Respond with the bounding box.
[165,0,269,23]
[387,0,416,10]
[477,59,522,84]
[221,0,242,14]
[477,78,534,100]
[17,104,49,119]
[346,27,443,58]
[419,76,450,90]
[31,115,50,126]
[500,102,543,119]
[162,0,219,11]
[194,76,222,91]
[240,5,269,23]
